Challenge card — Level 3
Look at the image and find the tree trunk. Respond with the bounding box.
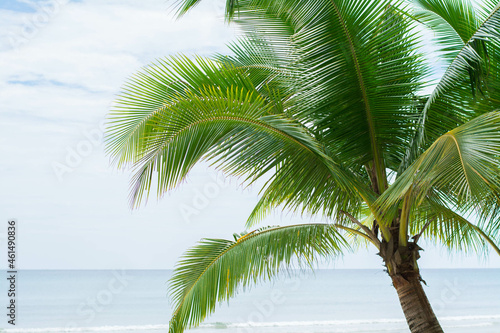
[380,237,444,333]
[391,272,444,333]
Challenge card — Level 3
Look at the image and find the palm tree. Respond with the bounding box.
[105,0,500,332]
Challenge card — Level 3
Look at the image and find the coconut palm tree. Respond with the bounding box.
[105,0,500,332]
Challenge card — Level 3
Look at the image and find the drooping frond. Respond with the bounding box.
[400,1,500,172]
[378,111,500,229]
[476,191,500,239]
[105,56,371,209]
[168,223,349,333]
[246,148,369,226]
[413,0,481,61]
[105,55,260,166]
[216,36,297,102]
[410,193,500,255]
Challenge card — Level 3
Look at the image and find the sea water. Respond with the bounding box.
[0,269,499,333]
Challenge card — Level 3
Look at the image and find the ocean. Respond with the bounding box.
[0,269,499,333]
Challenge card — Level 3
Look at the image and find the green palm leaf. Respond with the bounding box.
[400,1,500,171]
[413,0,481,61]
[105,55,372,209]
[378,111,500,225]
[168,223,349,333]
[410,193,500,255]
[107,1,500,332]
[212,0,427,188]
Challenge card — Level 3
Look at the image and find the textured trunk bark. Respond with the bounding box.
[392,273,444,333]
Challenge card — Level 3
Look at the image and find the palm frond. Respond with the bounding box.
[105,55,257,166]
[400,1,500,172]
[168,223,349,333]
[476,191,500,239]
[413,0,480,60]
[410,193,500,255]
[105,55,371,209]
[246,150,368,227]
[214,0,428,184]
[216,36,297,101]
[291,0,426,184]
[378,111,500,227]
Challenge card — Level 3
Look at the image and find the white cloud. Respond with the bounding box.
[0,0,244,269]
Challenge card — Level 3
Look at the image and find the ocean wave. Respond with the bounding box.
[204,318,406,328]
[3,326,170,333]
[440,314,500,321]
[4,315,499,333]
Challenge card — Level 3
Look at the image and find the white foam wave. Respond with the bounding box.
[439,314,500,321]
[208,318,406,328]
[3,325,170,333]
[4,314,499,333]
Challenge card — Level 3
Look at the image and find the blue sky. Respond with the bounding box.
[0,0,499,270]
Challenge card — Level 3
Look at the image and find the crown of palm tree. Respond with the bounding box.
[105,1,500,332]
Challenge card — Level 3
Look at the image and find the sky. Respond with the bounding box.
[1,0,499,270]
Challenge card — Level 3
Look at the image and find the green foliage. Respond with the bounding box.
[168,223,348,333]
[106,1,500,332]
[401,0,500,171]
[378,111,500,220]
[106,55,372,214]
[410,192,500,255]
